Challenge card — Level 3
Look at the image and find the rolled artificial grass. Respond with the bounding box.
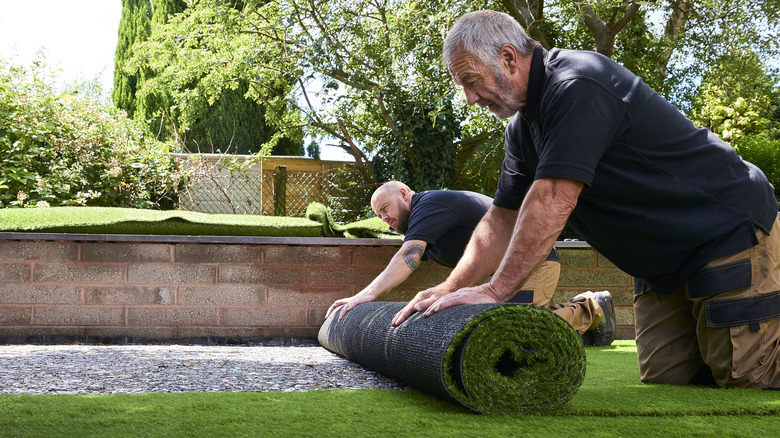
[0,204,399,239]
[304,202,398,239]
[318,302,586,414]
[0,207,321,237]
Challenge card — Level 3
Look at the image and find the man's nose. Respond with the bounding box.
[463,86,479,106]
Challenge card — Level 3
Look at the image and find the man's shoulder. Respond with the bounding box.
[415,190,492,205]
[546,48,634,84]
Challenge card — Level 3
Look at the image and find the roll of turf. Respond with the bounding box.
[318,301,586,414]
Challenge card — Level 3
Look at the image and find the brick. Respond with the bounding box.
[81,327,177,341]
[557,268,632,288]
[176,326,264,339]
[0,284,80,304]
[0,263,30,282]
[349,246,399,265]
[616,307,635,325]
[34,263,125,284]
[609,288,635,306]
[596,253,618,268]
[35,306,124,326]
[403,265,450,287]
[220,307,306,326]
[85,286,174,305]
[305,267,378,287]
[0,306,32,325]
[82,243,171,263]
[179,285,265,306]
[558,249,595,267]
[382,287,420,302]
[128,307,218,326]
[175,244,261,264]
[258,326,319,338]
[0,241,77,261]
[219,266,302,284]
[0,327,87,339]
[264,246,348,265]
[615,326,635,340]
[550,289,583,304]
[128,264,216,284]
[267,287,343,307]
[308,307,328,326]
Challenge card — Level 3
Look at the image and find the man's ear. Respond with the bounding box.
[500,44,518,72]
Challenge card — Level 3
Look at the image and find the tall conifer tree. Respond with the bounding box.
[112,0,151,118]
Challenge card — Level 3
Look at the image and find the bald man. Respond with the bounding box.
[326,181,616,346]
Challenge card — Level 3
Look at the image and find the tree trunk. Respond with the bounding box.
[655,0,696,80]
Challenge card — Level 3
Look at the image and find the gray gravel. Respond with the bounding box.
[0,343,406,395]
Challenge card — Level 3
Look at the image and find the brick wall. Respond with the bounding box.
[0,235,634,342]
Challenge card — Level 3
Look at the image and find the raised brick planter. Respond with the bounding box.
[0,234,635,342]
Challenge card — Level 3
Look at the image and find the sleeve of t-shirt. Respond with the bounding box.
[535,78,627,186]
[403,202,460,245]
[493,121,534,210]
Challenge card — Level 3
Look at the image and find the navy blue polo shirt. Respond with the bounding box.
[494,45,777,294]
[404,190,559,268]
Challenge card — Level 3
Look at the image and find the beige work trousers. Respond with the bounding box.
[512,260,602,335]
[634,214,780,388]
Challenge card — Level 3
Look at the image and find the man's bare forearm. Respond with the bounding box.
[362,240,427,298]
[489,178,583,300]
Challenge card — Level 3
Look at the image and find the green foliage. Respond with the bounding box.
[184,83,303,156]
[734,133,780,202]
[689,49,779,143]
[661,0,780,111]
[0,57,182,209]
[130,0,492,191]
[124,0,303,156]
[686,48,780,203]
[122,0,780,197]
[113,0,152,118]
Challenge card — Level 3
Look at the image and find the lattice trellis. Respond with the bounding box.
[178,166,368,221]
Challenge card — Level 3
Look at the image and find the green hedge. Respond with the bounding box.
[734,133,780,203]
[0,58,183,210]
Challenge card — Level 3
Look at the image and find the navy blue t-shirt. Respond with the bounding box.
[493,45,778,294]
[404,190,559,268]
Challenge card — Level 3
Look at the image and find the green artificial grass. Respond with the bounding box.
[304,202,398,239]
[0,204,399,239]
[1,341,778,437]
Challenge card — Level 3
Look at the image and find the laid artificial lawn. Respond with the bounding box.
[0,205,396,239]
[1,341,778,437]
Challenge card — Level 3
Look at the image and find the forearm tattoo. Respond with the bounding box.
[403,244,424,270]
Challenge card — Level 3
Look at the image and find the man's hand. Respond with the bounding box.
[391,283,502,326]
[326,292,376,322]
[391,286,449,326]
[422,283,502,318]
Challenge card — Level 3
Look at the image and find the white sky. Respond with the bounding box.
[0,0,351,161]
[0,1,121,97]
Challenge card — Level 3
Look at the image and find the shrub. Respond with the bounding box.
[0,57,183,209]
[734,133,780,203]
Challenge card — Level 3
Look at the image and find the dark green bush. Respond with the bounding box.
[0,58,183,209]
[734,133,780,203]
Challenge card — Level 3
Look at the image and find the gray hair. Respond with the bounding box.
[443,10,536,73]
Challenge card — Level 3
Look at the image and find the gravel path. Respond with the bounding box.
[0,342,406,395]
